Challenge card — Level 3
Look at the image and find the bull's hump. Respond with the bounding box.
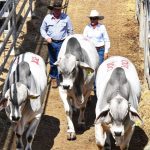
[107,67,130,100]
[110,67,127,84]
[66,37,84,62]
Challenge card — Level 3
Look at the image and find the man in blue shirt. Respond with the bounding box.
[40,0,73,88]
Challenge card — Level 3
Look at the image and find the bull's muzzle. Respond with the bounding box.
[63,85,70,90]
[12,116,20,122]
[114,131,122,137]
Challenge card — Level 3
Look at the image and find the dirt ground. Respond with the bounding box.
[0,0,150,150]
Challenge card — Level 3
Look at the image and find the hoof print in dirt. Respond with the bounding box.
[67,132,76,140]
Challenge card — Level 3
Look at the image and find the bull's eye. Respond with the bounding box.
[22,100,26,104]
[122,112,129,122]
[71,68,76,75]
[109,112,112,117]
[9,97,13,102]
[109,112,113,121]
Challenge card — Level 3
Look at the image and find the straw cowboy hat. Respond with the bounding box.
[88,10,104,20]
[47,0,67,10]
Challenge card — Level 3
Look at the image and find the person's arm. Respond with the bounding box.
[40,16,52,43]
[103,25,110,59]
[67,16,73,35]
[83,26,88,37]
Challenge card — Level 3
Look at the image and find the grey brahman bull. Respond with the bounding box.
[54,34,99,140]
[95,56,142,150]
[0,52,47,150]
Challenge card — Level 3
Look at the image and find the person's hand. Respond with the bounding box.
[104,53,109,60]
[46,37,52,43]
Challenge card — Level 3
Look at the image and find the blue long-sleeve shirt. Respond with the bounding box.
[40,13,73,41]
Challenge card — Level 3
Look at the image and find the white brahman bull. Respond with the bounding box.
[0,52,47,150]
[54,34,99,140]
[95,56,142,150]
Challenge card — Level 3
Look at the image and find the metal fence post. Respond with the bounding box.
[63,0,69,14]
[29,0,33,17]
[12,0,17,54]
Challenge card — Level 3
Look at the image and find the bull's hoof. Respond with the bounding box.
[96,142,104,150]
[16,143,24,150]
[77,123,86,131]
[97,145,104,150]
[122,146,128,150]
[16,147,24,150]
[67,132,76,140]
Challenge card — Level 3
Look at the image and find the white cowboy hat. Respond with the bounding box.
[88,10,104,20]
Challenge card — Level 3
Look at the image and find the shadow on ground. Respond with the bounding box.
[32,115,60,150]
[103,122,148,150]
[108,126,148,150]
[72,95,97,134]
[129,126,148,150]
[0,110,11,149]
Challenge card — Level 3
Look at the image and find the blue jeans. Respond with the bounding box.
[97,47,105,65]
[48,41,63,79]
[94,47,105,95]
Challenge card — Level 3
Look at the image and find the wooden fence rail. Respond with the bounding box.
[136,0,150,88]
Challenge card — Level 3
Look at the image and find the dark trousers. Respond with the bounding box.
[48,41,63,79]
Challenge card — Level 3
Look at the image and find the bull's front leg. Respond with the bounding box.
[78,106,86,131]
[59,87,76,140]
[78,91,91,130]
[25,117,41,150]
[120,125,135,150]
[95,123,107,150]
[14,122,25,150]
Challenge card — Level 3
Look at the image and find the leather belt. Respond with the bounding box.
[52,39,64,43]
[96,45,105,51]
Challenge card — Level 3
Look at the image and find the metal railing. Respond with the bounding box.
[0,0,12,18]
[136,0,150,88]
[0,0,33,74]
[63,0,69,14]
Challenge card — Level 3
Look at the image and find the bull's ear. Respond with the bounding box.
[95,105,111,124]
[129,106,143,125]
[0,98,8,110]
[28,90,40,100]
[77,61,94,73]
[0,89,11,110]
